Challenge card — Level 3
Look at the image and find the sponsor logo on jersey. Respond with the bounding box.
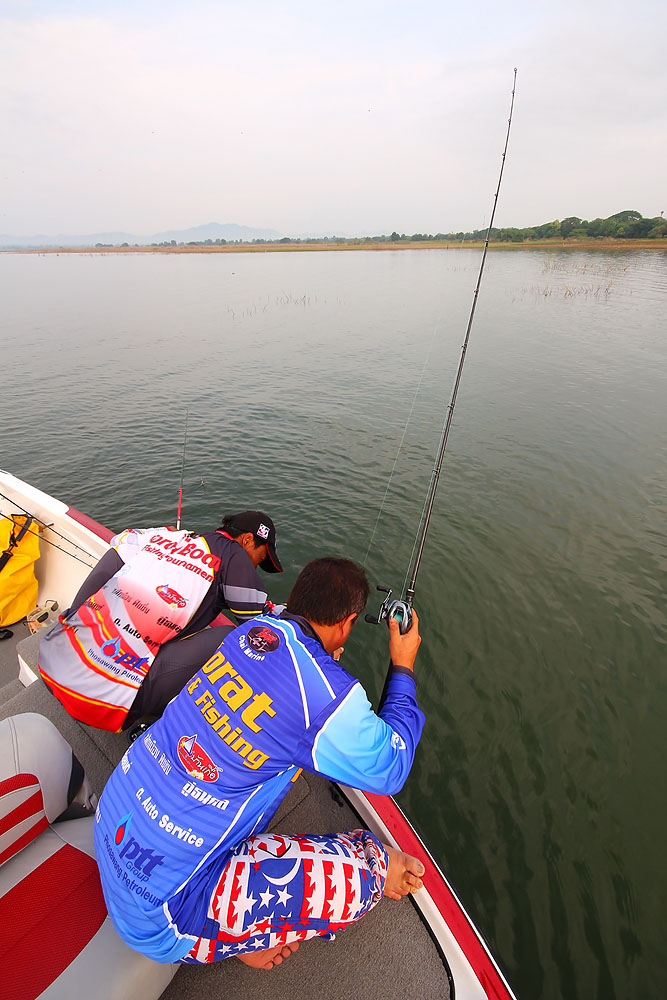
[112,811,165,881]
[115,811,132,846]
[181,780,230,810]
[136,788,206,846]
[177,734,221,782]
[155,584,187,608]
[391,731,407,751]
[148,533,221,572]
[247,625,281,653]
[99,636,149,673]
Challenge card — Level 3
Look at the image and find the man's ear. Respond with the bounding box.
[337,612,358,644]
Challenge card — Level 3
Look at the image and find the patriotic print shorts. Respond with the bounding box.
[182,829,388,964]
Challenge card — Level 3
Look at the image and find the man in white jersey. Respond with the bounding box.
[39,510,283,732]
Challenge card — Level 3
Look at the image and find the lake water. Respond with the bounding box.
[1,247,665,999]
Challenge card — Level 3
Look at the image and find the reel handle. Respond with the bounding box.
[364,584,413,634]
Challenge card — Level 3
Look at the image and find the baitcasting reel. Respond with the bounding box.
[365,586,413,635]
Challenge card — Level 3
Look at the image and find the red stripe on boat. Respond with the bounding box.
[0,843,107,998]
[0,789,44,837]
[363,791,514,1000]
[0,816,50,866]
[67,505,115,543]
[0,774,46,864]
[0,774,40,796]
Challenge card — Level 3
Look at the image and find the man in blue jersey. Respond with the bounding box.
[94,557,425,970]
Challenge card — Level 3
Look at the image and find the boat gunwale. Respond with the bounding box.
[346,786,517,1000]
[0,469,516,1000]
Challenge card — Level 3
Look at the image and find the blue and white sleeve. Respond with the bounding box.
[298,672,425,796]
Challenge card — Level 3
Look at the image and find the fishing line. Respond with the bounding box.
[367,67,518,633]
[176,408,189,530]
[362,314,443,568]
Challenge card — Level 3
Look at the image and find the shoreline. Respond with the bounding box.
[5,237,667,254]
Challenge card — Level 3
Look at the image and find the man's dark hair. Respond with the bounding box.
[287,558,369,626]
[220,514,264,547]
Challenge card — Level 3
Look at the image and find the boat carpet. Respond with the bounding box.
[1,633,452,1000]
[0,617,30,690]
[161,770,452,1000]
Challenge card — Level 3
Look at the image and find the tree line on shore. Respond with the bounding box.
[96,209,665,249]
[428,209,666,244]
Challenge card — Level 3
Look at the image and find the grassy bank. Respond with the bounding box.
[15,237,667,254]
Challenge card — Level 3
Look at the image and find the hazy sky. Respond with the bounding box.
[2,0,665,237]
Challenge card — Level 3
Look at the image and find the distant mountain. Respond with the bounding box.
[151,222,283,243]
[0,222,284,250]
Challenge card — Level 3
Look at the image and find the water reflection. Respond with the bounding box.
[2,247,665,999]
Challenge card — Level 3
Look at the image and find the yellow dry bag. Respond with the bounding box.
[0,515,40,626]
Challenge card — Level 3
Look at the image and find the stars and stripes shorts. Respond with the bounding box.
[181,829,388,964]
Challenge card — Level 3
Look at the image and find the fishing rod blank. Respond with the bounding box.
[366,68,518,635]
[176,409,189,530]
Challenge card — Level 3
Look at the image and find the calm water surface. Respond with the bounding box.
[1,248,665,999]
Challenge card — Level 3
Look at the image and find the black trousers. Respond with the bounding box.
[124,624,235,727]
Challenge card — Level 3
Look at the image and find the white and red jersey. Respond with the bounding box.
[39,528,268,732]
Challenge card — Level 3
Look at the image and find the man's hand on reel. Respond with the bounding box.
[388,609,421,672]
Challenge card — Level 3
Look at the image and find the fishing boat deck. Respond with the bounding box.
[0,630,452,1000]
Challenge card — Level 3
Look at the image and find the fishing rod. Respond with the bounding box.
[366,68,518,635]
[176,408,189,530]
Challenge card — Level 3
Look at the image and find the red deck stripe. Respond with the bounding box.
[363,791,515,1000]
[0,816,49,866]
[0,774,39,797]
[0,789,44,837]
[0,843,107,998]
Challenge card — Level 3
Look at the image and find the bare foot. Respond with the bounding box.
[383,844,425,901]
[238,940,300,971]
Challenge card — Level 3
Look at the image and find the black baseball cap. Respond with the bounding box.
[221,511,283,573]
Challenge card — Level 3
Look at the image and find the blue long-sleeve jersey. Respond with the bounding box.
[94,613,425,962]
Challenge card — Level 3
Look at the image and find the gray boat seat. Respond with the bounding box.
[0,713,177,1000]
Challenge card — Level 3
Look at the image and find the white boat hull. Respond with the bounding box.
[0,468,516,1000]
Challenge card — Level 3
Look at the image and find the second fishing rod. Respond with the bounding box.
[176,409,189,530]
[366,68,518,637]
